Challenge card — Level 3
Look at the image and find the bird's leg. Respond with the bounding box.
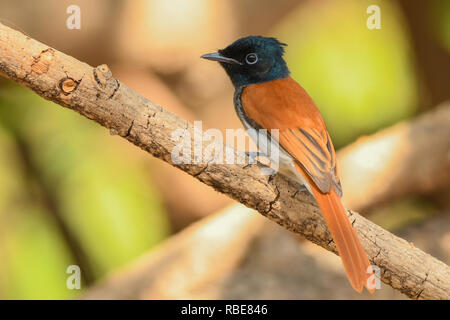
[291,184,309,198]
[245,151,266,164]
[244,151,277,177]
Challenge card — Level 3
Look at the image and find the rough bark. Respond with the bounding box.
[0,22,449,299]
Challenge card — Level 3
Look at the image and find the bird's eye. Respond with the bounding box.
[245,53,258,65]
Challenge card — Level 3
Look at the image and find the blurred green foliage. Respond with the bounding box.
[434,0,450,52]
[0,84,170,299]
[275,0,418,147]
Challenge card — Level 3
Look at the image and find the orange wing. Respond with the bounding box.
[241,77,342,196]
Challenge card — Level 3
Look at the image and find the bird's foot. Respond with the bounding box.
[291,184,309,198]
[245,151,266,164]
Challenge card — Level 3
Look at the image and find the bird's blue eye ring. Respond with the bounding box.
[245,53,258,65]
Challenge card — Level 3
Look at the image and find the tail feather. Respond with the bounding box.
[311,187,374,293]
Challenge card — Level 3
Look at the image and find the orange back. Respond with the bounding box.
[241,77,341,195]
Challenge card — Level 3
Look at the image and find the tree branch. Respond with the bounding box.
[0,22,449,299]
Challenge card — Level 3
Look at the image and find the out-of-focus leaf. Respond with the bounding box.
[434,0,450,52]
[0,124,76,299]
[1,207,77,299]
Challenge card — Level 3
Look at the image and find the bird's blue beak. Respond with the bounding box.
[201,52,242,65]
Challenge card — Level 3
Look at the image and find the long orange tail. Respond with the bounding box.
[311,186,374,293]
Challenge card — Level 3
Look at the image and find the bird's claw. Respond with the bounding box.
[245,151,265,164]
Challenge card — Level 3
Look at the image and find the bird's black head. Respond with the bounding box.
[201,36,290,88]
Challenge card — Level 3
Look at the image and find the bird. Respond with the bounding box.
[201,35,374,293]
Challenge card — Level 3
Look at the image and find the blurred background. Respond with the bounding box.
[0,0,449,299]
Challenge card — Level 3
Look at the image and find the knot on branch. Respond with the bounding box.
[93,64,120,99]
[59,77,79,95]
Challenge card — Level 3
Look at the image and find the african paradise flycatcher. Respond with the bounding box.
[202,36,374,293]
